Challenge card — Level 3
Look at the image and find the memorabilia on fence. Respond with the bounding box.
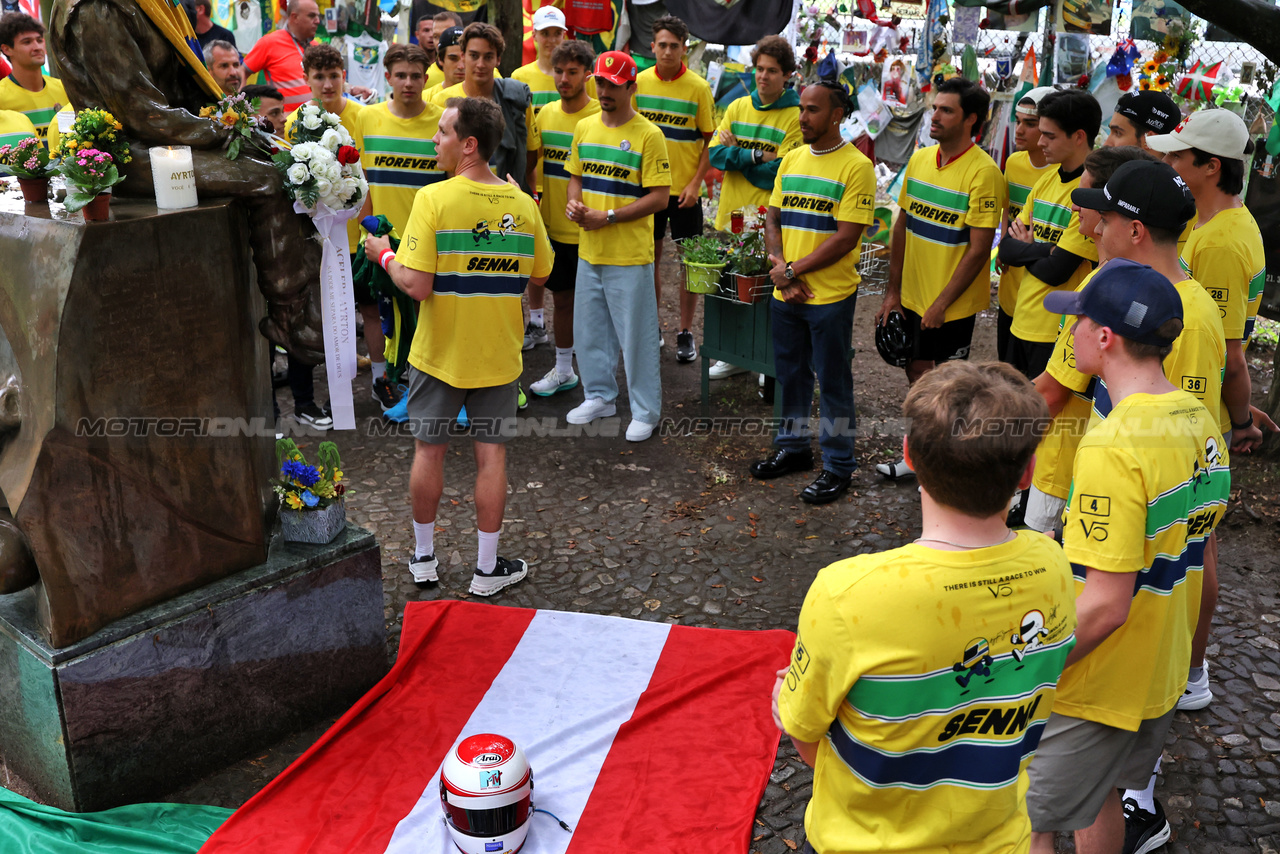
[1057,0,1113,37]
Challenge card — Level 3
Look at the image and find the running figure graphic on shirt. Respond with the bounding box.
[1010,610,1049,663]
[953,637,995,690]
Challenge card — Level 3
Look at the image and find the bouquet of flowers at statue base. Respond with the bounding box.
[273,438,348,545]
[57,148,125,213]
[200,90,277,159]
[272,102,366,212]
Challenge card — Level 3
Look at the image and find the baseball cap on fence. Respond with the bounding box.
[1015,86,1056,117]
[1070,160,1197,232]
[438,26,464,49]
[1114,90,1180,135]
[593,51,637,85]
[532,5,567,30]
[1144,108,1251,160]
[1043,258,1183,347]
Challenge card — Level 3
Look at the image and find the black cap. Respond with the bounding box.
[438,26,464,49]
[1044,259,1183,347]
[1071,160,1197,232]
[1114,90,1179,135]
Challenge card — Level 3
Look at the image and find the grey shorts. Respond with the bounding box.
[405,367,517,445]
[1026,708,1176,832]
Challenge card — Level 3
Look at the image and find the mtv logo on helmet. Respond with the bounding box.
[480,769,502,788]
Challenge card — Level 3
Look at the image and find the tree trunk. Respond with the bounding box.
[1176,0,1280,68]
[490,0,525,76]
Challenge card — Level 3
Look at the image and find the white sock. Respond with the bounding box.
[1189,663,1205,681]
[529,309,544,327]
[372,360,386,380]
[413,520,434,559]
[556,347,574,376]
[477,529,500,574]
[1124,756,1161,812]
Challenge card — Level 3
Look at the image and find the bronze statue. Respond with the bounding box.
[48,0,325,365]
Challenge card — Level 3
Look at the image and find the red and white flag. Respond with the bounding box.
[201,601,794,854]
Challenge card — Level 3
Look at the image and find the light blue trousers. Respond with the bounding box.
[572,260,662,425]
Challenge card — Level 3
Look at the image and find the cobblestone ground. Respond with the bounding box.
[159,263,1280,853]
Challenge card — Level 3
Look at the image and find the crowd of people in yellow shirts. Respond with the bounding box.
[3,6,1276,851]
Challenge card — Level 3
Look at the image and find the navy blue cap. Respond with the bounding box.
[1043,259,1183,346]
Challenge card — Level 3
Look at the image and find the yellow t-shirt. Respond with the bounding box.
[430,81,538,152]
[1058,391,1229,730]
[535,97,600,244]
[285,99,365,250]
[634,66,715,196]
[397,176,553,387]
[769,144,876,305]
[777,533,1077,854]
[0,75,68,149]
[897,144,1006,322]
[511,62,594,114]
[0,110,39,176]
[567,112,671,266]
[1034,270,1098,501]
[354,101,445,234]
[1011,168,1098,343]
[425,62,445,91]
[709,95,801,230]
[1179,205,1266,345]
[999,150,1054,315]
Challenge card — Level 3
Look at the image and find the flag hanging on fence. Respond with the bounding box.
[201,601,795,854]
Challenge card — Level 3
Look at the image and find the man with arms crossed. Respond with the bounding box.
[874,77,1005,480]
[1026,262,1229,854]
[364,98,552,595]
[775,360,1076,854]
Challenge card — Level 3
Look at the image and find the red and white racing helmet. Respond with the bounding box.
[440,734,534,854]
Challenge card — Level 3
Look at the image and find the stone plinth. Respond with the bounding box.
[0,524,386,812]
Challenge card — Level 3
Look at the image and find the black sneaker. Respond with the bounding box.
[469,556,528,596]
[676,330,697,363]
[372,377,401,412]
[409,553,438,588]
[295,402,333,430]
[1122,797,1171,854]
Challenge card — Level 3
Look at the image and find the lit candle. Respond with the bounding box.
[150,145,198,210]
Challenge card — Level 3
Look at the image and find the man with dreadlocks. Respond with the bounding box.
[748,80,874,505]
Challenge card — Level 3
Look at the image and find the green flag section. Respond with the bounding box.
[0,787,231,853]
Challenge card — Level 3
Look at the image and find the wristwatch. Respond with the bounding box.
[606,209,617,225]
[784,263,796,280]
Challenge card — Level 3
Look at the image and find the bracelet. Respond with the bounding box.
[1231,412,1254,431]
[378,249,395,271]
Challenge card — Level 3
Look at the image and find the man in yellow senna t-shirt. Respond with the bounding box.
[363,98,552,598]
[705,35,801,381]
[0,13,67,150]
[1024,145,1157,535]
[1075,157,1229,854]
[998,86,1054,361]
[775,360,1076,854]
[998,89,1101,379]
[564,51,670,442]
[1026,261,1228,854]
[749,82,874,505]
[873,77,1005,481]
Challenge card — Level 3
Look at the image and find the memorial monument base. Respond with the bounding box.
[0,525,385,811]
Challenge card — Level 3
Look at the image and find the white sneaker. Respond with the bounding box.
[469,557,528,596]
[709,360,749,380]
[566,397,616,424]
[1177,663,1212,710]
[625,419,657,442]
[530,367,579,397]
[875,459,915,479]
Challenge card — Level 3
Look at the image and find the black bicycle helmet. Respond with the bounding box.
[875,311,913,368]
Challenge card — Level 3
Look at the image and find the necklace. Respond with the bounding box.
[915,531,1015,550]
[810,139,847,155]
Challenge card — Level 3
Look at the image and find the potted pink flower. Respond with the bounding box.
[57,147,125,221]
[0,135,55,203]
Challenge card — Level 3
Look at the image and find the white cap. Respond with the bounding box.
[1015,86,1056,117]
[532,5,567,30]
[1145,108,1250,161]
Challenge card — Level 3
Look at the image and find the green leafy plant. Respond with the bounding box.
[678,232,728,266]
[727,229,770,276]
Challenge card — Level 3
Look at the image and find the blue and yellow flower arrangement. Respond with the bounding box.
[273,439,345,511]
